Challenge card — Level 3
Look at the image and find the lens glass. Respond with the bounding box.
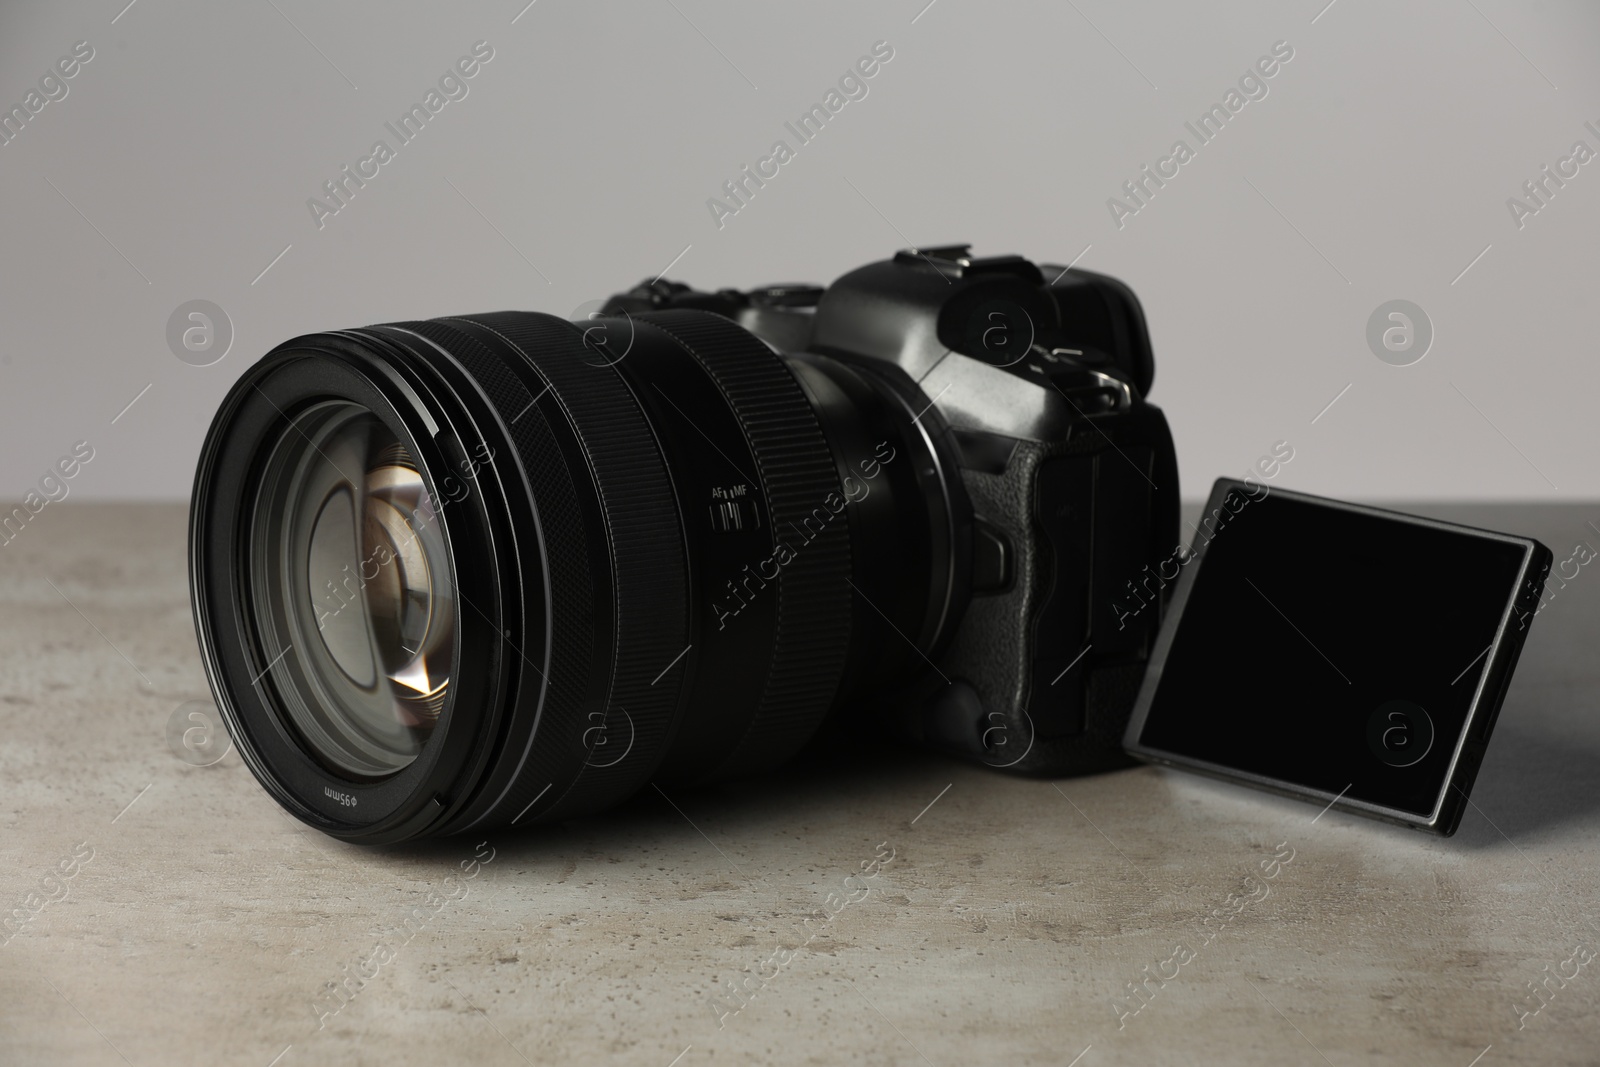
[249,401,455,777]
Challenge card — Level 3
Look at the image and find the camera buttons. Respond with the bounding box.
[1367,700,1434,767]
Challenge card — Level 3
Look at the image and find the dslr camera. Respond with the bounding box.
[190,245,1179,842]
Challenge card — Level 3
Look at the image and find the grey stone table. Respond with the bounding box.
[1,503,1596,1066]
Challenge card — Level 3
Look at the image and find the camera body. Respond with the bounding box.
[191,244,1181,842]
[605,246,1179,775]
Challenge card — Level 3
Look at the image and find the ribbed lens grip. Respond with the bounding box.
[448,313,692,819]
[638,310,853,775]
[388,314,689,825]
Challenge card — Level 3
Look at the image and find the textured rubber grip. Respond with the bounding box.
[638,310,853,775]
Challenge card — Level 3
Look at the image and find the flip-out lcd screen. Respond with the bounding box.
[1125,480,1549,834]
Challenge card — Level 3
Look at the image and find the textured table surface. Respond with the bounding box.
[1,502,1596,1067]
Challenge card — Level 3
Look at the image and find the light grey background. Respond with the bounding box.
[1,0,1597,502]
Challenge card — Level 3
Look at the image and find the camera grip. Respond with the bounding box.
[918,407,1179,775]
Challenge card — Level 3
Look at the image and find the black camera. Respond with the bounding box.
[190,246,1178,842]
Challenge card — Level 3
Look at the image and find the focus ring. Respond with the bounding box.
[638,310,853,774]
[449,314,689,819]
[395,316,689,824]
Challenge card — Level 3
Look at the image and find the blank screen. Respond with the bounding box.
[1136,488,1527,816]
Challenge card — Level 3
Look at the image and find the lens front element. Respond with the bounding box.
[251,401,456,778]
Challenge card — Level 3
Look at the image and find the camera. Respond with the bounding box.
[189,245,1179,842]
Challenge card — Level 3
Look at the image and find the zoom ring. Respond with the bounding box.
[639,310,854,776]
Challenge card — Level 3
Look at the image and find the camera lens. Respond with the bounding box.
[190,310,969,842]
[250,401,453,777]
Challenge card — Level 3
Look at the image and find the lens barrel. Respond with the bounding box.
[190,308,968,842]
